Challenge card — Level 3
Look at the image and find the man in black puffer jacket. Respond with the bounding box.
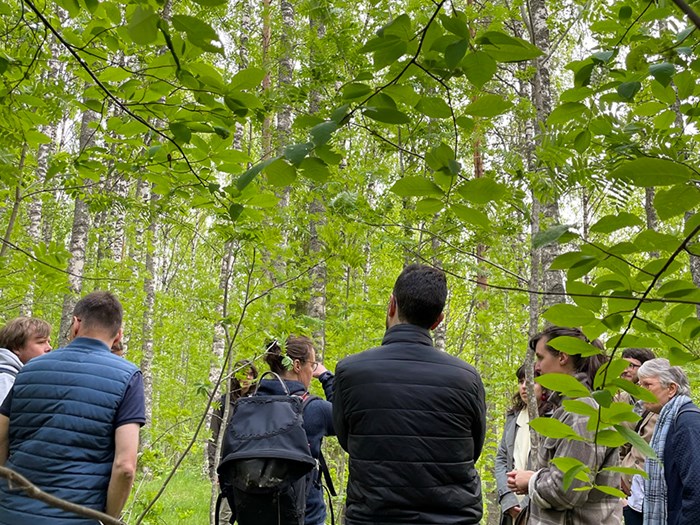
[333,264,486,525]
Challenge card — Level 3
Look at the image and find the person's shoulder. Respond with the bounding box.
[337,345,383,370]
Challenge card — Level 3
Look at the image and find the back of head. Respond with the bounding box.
[393,264,447,329]
[73,291,123,338]
[264,336,313,376]
[0,317,51,352]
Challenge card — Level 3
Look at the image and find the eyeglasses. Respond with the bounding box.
[310,361,319,372]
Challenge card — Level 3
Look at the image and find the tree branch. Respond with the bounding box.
[0,466,125,525]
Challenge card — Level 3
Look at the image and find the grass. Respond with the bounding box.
[123,468,212,525]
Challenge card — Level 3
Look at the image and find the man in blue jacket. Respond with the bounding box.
[333,264,486,525]
[0,291,145,524]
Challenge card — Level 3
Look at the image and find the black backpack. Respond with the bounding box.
[216,372,317,525]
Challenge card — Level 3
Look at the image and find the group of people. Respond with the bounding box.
[1,264,698,525]
[0,291,145,524]
[497,334,700,525]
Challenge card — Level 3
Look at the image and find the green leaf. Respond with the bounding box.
[533,224,572,248]
[548,335,601,356]
[169,122,191,144]
[548,102,589,125]
[537,373,592,398]
[440,12,469,39]
[310,121,338,147]
[450,203,490,229]
[236,158,275,191]
[463,94,512,117]
[617,81,642,101]
[595,359,632,390]
[127,6,159,45]
[299,157,330,183]
[371,37,408,69]
[594,484,627,498]
[567,280,603,312]
[415,96,452,118]
[615,424,657,460]
[342,83,373,100]
[609,158,693,187]
[363,107,411,124]
[477,31,543,62]
[590,212,643,234]
[229,67,266,90]
[172,15,223,54]
[316,144,343,166]
[543,304,596,327]
[456,177,507,204]
[573,129,591,153]
[416,198,444,214]
[461,51,497,88]
[390,176,445,197]
[425,143,456,172]
[649,62,675,87]
[530,415,585,439]
[284,142,313,165]
[264,158,297,187]
[654,184,700,220]
[445,39,469,68]
[562,399,599,418]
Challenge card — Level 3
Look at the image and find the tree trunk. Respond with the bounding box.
[58,108,96,347]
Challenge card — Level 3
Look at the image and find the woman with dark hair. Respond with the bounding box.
[507,326,621,524]
[208,359,259,524]
[258,336,335,525]
[495,365,553,525]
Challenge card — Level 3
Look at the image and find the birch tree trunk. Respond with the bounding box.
[58,107,96,347]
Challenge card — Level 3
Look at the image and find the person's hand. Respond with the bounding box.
[507,506,521,519]
[507,469,534,494]
[313,363,328,378]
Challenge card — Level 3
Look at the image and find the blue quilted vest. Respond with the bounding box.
[0,337,138,525]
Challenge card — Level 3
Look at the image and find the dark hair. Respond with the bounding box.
[229,359,259,399]
[393,264,447,329]
[508,364,554,415]
[264,335,314,375]
[530,325,607,387]
[73,291,123,337]
[622,347,655,364]
[0,317,51,351]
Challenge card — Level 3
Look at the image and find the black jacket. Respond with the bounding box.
[333,324,486,525]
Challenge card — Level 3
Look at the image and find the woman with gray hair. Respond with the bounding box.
[638,358,700,525]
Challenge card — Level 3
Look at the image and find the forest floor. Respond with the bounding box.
[125,469,210,524]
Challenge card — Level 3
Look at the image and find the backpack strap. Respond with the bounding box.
[299,395,337,497]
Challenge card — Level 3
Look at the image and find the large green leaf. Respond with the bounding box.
[172,15,223,54]
[229,67,266,90]
[450,203,490,229]
[548,335,601,357]
[608,158,693,187]
[363,107,410,124]
[456,177,507,204]
[654,184,700,220]
[342,83,373,100]
[425,143,457,173]
[543,304,596,327]
[415,96,452,118]
[590,212,644,234]
[548,102,589,125]
[390,176,444,197]
[649,62,675,87]
[615,424,657,459]
[530,415,586,440]
[127,6,159,45]
[476,31,543,62]
[264,158,297,187]
[461,51,497,88]
[537,373,592,398]
[299,157,330,183]
[445,39,469,68]
[533,224,572,248]
[463,94,512,117]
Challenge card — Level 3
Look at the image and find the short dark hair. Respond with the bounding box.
[393,264,447,329]
[622,347,655,364]
[0,317,51,351]
[73,291,123,337]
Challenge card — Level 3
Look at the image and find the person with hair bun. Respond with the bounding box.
[507,326,621,524]
[495,365,554,525]
[257,336,335,525]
